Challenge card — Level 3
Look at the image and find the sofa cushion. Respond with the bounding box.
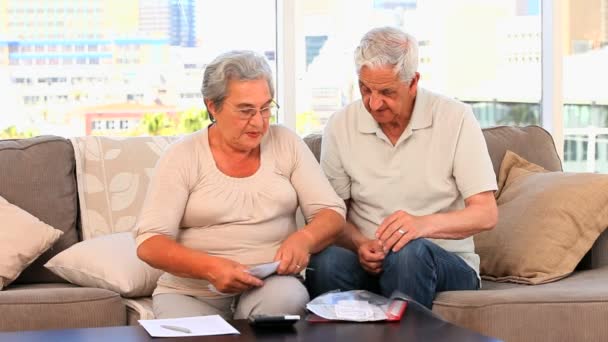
[70,136,179,240]
[0,196,63,289]
[303,134,323,162]
[590,232,608,268]
[45,232,163,297]
[475,151,608,284]
[433,267,608,342]
[124,297,155,325]
[0,283,126,331]
[0,136,79,284]
[481,125,562,177]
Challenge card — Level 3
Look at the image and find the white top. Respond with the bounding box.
[134,125,346,297]
[321,88,497,274]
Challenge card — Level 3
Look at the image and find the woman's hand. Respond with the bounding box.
[274,230,314,275]
[206,257,264,294]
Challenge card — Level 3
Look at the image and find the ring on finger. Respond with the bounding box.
[397,228,406,235]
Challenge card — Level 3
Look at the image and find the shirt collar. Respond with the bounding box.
[409,87,433,130]
[357,101,379,134]
[356,87,433,134]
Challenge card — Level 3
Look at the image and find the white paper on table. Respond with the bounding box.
[208,261,281,294]
[138,315,239,337]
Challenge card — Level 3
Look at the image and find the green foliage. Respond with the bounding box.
[296,111,322,136]
[136,108,212,136]
[0,125,38,139]
[138,112,175,136]
[178,108,211,133]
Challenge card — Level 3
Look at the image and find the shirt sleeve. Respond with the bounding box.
[320,115,352,200]
[452,106,498,199]
[133,140,193,247]
[287,131,346,223]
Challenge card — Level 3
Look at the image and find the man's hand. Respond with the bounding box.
[274,230,313,275]
[376,210,429,253]
[358,239,386,274]
[207,257,264,294]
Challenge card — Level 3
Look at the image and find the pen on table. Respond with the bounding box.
[160,324,191,334]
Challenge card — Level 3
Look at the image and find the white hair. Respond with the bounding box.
[354,26,419,83]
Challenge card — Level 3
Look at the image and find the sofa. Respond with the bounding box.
[1,126,607,341]
[305,125,608,342]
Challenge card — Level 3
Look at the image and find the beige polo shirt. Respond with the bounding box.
[321,88,497,274]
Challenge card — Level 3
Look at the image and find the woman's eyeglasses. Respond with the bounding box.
[225,101,280,121]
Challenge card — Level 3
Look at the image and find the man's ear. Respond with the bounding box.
[408,72,420,94]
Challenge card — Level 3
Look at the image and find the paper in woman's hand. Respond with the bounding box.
[246,261,280,279]
[207,261,281,295]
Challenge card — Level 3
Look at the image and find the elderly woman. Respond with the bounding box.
[134,50,345,319]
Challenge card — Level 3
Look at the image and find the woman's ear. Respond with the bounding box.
[205,100,217,122]
[205,99,215,116]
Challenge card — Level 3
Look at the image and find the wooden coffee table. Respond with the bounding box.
[0,302,500,341]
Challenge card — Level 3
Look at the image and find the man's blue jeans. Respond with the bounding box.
[305,239,479,309]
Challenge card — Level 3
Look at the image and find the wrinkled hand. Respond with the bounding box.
[358,239,385,274]
[274,230,313,275]
[376,210,427,253]
[207,257,263,294]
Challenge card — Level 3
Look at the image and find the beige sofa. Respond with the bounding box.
[1,126,607,341]
[0,136,127,331]
[304,125,608,342]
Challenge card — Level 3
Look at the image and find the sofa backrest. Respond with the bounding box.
[304,125,563,176]
[303,125,608,270]
[0,136,79,284]
[481,125,563,175]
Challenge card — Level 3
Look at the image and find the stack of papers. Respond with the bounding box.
[306,290,408,322]
[139,315,239,337]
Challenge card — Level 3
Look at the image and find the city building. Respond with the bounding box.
[81,103,178,136]
[170,0,196,47]
[0,0,172,135]
[139,0,171,40]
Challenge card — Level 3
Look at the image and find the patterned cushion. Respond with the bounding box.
[70,136,180,239]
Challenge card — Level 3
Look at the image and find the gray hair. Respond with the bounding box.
[354,26,419,83]
[201,50,274,111]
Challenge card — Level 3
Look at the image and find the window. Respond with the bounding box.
[91,120,103,130]
[562,1,608,173]
[1,0,276,138]
[292,1,541,136]
[2,0,607,176]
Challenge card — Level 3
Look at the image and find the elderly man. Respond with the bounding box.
[305,27,498,309]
